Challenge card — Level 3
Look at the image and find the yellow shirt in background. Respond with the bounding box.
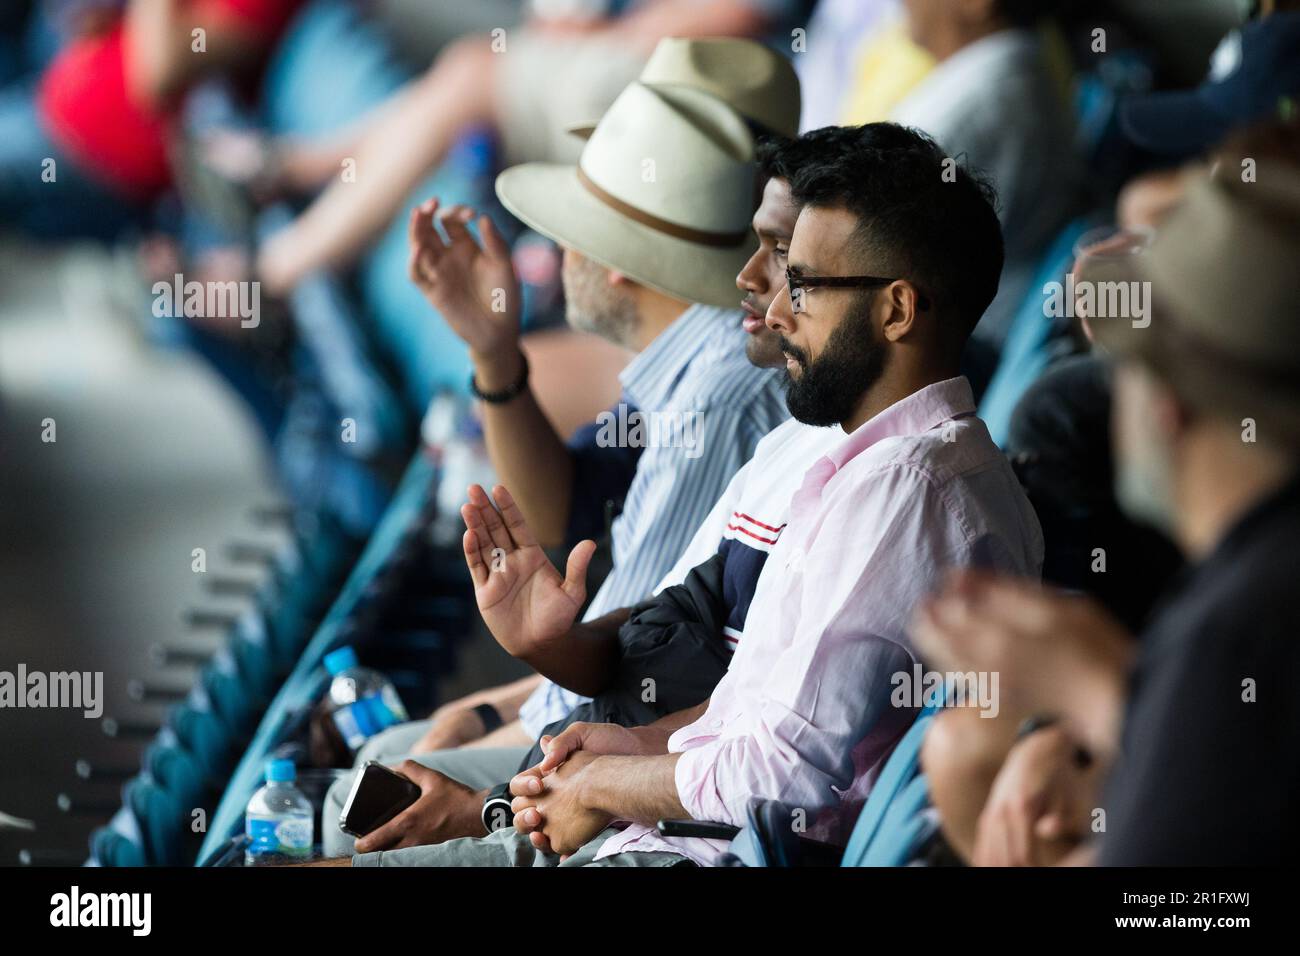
[837,20,1076,127]
[837,21,935,125]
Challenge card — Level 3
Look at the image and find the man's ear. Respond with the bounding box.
[606,269,628,288]
[879,281,924,342]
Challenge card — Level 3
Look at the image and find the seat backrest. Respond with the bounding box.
[840,704,939,867]
[978,217,1094,448]
[196,451,439,863]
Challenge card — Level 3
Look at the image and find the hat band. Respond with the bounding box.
[577,168,747,248]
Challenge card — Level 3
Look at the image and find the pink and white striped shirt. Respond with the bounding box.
[596,377,1043,865]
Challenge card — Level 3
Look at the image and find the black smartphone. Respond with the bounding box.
[338,761,422,838]
[656,819,742,840]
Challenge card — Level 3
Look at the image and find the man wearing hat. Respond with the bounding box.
[312,44,802,859]
[398,38,802,756]
[912,160,1300,865]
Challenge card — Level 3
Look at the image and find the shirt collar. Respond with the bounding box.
[827,376,976,471]
[619,304,734,410]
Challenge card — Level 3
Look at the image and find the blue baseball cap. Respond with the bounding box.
[1119,12,1300,157]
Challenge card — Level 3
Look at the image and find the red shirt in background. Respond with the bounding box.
[37,0,304,200]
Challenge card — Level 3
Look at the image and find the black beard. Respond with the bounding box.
[781,301,886,427]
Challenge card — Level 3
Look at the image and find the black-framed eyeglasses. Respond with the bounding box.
[786,269,931,315]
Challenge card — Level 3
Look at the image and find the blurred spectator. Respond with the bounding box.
[1005,352,1183,631]
[0,0,304,241]
[254,0,801,294]
[837,15,934,125]
[1118,3,1300,158]
[892,0,1083,346]
[797,0,933,130]
[914,138,1300,865]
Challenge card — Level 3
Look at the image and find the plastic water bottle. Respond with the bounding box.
[322,646,409,753]
[244,759,314,865]
[424,397,498,548]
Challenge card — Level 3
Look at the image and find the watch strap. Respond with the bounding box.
[472,702,504,735]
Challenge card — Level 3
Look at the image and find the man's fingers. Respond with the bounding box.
[462,528,488,588]
[460,506,497,577]
[406,210,425,283]
[914,591,1022,676]
[1035,811,1072,842]
[509,769,545,798]
[561,539,597,605]
[538,724,589,772]
[945,572,1064,637]
[467,483,512,553]
[354,807,410,853]
[410,199,444,261]
[479,214,511,261]
[910,598,969,673]
[513,804,543,833]
[440,204,478,251]
[529,830,552,853]
[1006,802,1034,866]
[491,485,537,549]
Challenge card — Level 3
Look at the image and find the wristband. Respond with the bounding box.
[470,352,529,404]
[472,702,504,735]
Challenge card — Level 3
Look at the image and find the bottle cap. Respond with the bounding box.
[324,646,359,675]
[265,758,296,783]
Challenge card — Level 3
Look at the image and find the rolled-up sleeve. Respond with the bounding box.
[674,466,968,824]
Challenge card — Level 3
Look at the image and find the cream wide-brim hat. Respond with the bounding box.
[568,36,802,140]
[496,82,758,309]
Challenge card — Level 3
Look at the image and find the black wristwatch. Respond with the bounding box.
[482,781,515,833]
[472,702,503,735]
[469,352,529,404]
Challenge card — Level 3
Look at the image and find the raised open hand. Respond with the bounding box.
[461,484,596,659]
[408,198,520,358]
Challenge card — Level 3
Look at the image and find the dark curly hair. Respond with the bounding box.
[779,123,1005,340]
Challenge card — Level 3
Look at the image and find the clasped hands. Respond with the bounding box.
[507,721,650,858]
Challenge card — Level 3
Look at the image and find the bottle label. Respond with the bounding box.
[330,691,407,751]
[246,815,313,859]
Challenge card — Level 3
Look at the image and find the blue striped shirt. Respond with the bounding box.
[518,304,788,738]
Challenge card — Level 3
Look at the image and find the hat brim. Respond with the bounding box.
[1118,88,1233,158]
[496,163,755,309]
